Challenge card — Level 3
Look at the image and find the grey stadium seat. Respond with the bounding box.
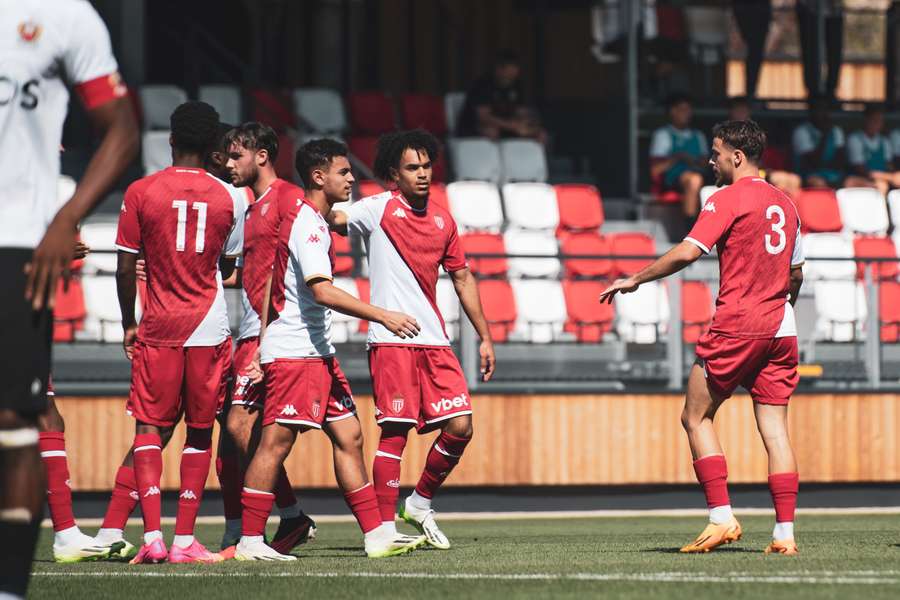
[448,138,502,183]
[142,131,171,175]
[444,91,467,136]
[499,139,547,183]
[293,87,347,134]
[198,85,242,125]
[139,85,188,130]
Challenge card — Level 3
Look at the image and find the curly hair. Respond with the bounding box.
[223,121,279,161]
[712,119,767,164]
[170,101,220,155]
[373,129,440,181]
[295,138,348,187]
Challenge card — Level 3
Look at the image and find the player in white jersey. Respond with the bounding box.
[0,1,138,594]
[329,130,495,549]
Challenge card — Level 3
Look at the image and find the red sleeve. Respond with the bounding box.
[115,183,142,253]
[685,195,736,254]
[441,218,468,272]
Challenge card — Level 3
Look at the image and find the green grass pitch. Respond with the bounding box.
[31,514,900,599]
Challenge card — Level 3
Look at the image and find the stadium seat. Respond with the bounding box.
[650,173,681,204]
[53,276,86,342]
[498,139,548,183]
[429,182,450,211]
[431,148,449,183]
[888,190,900,250]
[80,221,120,274]
[611,232,656,276]
[615,281,670,344]
[347,91,396,135]
[436,277,460,340]
[700,185,726,209]
[448,138,502,183]
[331,277,361,342]
[796,189,842,233]
[802,233,855,280]
[478,278,517,342]
[814,280,867,342]
[53,321,75,343]
[761,145,790,172]
[554,184,604,234]
[138,85,187,130]
[198,85,242,125]
[560,231,612,279]
[274,134,296,182]
[504,230,561,278]
[461,232,508,277]
[332,232,353,276]
[853,236,898,281]
[250,89,296,132]
[446,181,504,232]
[444,92,467,135]
[836,187,889,235]
[141,131,171,175]
[562,279,614,342]
[348,136,379,172]
[880,281,900,342]
[400,94,448,137]
[511,279,567,343]
[682,280,713,343]
[502,182,559,231]
[292,87,347,134]
[81,275,135,342]
[356,180,386,200]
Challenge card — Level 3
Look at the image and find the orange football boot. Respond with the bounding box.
[680,517,743,553]
[764,539,799,555]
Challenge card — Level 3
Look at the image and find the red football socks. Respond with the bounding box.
[414,432,470,500]
[373,431,408,522]
[133,432,163,533]
[769,472,799,522]
[174,430,212,536]
[693,454,730,509]
[38,432,76,532]
[102,464,138,530]
[274,466,297,510]
[216,454,243,521]
[241,488,275,537]
[344,483,382,534]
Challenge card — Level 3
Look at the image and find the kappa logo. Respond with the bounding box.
[180,489,197,500]
[391,398,405,413]
[261,202,270,216]
[392,207,407,219]
[434,215,445,230]
[312,400,321,418]
[296,198,303,206]
[120,201,127,213]
[280,404,299,417]
[18,22,42,43]
[387,479,400,488]
[430,393,470,414]
[65,479,72,489]
[308,233,321,243]
[703,202,716,213]
[144,486,161,498]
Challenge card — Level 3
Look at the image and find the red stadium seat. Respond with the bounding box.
[650,173,681,204]
[478,278,517,342]
[400,94,448,137]
[554,184,604,235]
[54,276,86,340]
[880,281,900,342]
[356,278,371,333]
[682,280,713,343]
[795,189,842,233]
[274,134,296,182]
[853,236,898,281]
[461,233,508,277]
[53,321,75,343]
[611,232,656,276]
[431,150,448,183]
[761,145,789,172]
[561,232,612,278]
[332,232,353,276]
[347,91,395,135]
[249,89,295,132]
[357,180,386,199]
[349,136,379,171]
[562,279,614,342]
[429,182,449,211]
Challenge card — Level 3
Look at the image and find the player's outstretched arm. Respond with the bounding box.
[115,251,139,360]
[599,240,703,304]
[308,278,420,338]
[449,267,495,382]
[27,98,138,311]
[326,210,349,236]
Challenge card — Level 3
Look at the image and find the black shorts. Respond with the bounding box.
[0,249,51,416]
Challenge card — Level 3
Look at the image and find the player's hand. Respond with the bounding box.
[599,277,639,304]
[479,339,496,382]
[136,259,147,281]
[25,217,78,311]
[245,352,264,384]
[380,310,420,339]
[122,325,138,361]
[73,240,90,261]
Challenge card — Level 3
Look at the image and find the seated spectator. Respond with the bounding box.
[649,93,708,217]
[847,104,900,197]
[458,50,547,144]
[792,95,868,189]
[727,96,801,196]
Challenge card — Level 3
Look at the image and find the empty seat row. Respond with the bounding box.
[796,187,900,236]
[448,138,547,184]
[803,233,899,281]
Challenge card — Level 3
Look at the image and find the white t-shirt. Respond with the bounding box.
[0,0,126,248]
[792,122,845,156]
[846,131,893,168]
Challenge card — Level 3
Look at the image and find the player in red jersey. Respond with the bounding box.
[601,120,804,555]
[329,130,496,549]
[234,138,424,560]
[218,123,316,555]
[115,102,245,564]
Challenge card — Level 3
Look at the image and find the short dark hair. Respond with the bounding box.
[223,121,279,161]
[665,92,692,110]
[214,122,234,152]
[712,119,767,163]
[373,129,440,181]
[295,138,349,187]
[170,101,220,155]
[727,95,749,109]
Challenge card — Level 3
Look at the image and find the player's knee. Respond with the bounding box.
[37,399,65,433]
[333,422,364,454]
[159,425,175,447]
[185,427,213,451]
[443,415,473,440]
[680,408,700,433]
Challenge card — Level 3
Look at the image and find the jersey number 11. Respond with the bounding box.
[172,200,207,253]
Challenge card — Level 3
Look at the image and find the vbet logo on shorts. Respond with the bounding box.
[430,392,470,414]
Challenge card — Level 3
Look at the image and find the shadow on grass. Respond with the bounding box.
[646,547,757,554]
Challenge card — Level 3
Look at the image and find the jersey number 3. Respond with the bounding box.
[172,200,207,253]
[765,205,786,255]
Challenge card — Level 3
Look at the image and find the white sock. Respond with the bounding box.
[54,525,83,546]
[144,530,163,544]
[240,535,264,546]
[224,519,242,538]
[364,524,391,547]
[773,521,794,541]
[94,527,124,544]
[709,505,733,525]
[407,490,431,512]
[381,520,397,536]
[278,503,301,519]
[172,534,194,548]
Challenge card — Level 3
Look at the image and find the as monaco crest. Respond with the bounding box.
[261,202,270,216]
[391,398,404,413]
[434,215,445,230]
[18,22,42,43]
[312,400,321,418]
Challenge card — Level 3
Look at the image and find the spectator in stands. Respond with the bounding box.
[649,93,708,217]
[847,104,900,197]
[792,96,866,189]
[732,0,772,101]
[796,0,843,101]
[458,50,547,144]
[727,96,801,197]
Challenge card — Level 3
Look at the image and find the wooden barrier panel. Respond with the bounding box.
[55,394,900,491]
